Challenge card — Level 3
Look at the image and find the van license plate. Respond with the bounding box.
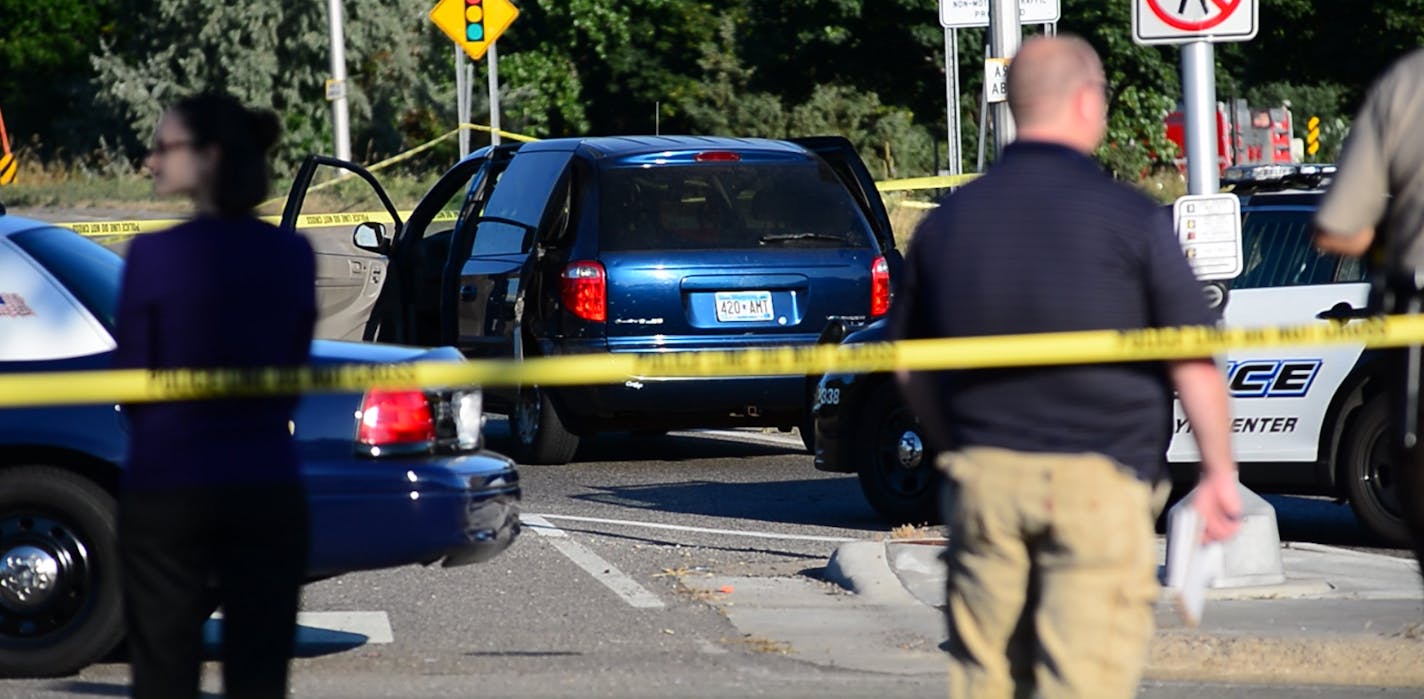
[715,291,774,322]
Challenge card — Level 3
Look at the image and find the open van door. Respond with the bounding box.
[790,136,899,267]
[452,148,575,359]
[280,155,404,342]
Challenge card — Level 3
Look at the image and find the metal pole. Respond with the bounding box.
[988,0,1021,157]
[455,46,469,158]
[488,41,502,146]
[1181,41,1219,195]
[326,0,351,160]
[944,27,961,176]
[976,41,989,173]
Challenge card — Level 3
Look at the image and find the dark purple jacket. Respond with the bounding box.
[113,216,316,490]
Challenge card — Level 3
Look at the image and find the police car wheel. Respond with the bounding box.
[853,382,942,525]
[1343,399,1410,545]
[509,386,580,465]
[0,466,122,677]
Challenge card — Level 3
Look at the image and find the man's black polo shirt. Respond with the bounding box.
[890,141,1215,482]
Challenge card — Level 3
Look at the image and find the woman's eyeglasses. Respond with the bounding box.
[148,139,194,156]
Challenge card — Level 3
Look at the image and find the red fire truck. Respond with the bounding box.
[1165,99,1295,174]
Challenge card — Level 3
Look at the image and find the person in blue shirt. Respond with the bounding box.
[114,92,316,699]
[891,36,1241,699]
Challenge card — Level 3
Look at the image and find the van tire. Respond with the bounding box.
[510,386,580,465]
[1342,399,1410,545]
[0,466,122,677]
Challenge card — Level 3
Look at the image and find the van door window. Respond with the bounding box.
[470,150,575,256]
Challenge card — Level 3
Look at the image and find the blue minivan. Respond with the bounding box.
[284,136,900,464]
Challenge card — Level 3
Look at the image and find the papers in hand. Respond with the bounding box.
[1164,504,1223,627]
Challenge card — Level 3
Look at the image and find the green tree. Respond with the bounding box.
[90,0,458,172]
[0,0,118,154]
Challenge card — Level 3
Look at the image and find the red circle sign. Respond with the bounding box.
[1145,0,1243,32]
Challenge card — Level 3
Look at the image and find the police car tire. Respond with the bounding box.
[510,386,580,465]
[0,466,122,678]
[1343,399,1411,545]
[853,382,942,525]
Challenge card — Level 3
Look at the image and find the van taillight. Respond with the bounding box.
[560,261,607,322]
[871,256,891,317]
[357,389,435,450]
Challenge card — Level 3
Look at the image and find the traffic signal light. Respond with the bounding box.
[466,0,484,42]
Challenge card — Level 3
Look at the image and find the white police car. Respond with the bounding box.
[814,164,1408,544]
[1170,164,1399,540]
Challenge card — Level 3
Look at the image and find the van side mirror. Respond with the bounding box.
[353,222,389,253]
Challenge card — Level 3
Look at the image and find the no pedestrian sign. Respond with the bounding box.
[1133,0,1257,45]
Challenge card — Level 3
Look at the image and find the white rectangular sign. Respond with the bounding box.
[1174,194,1243,281]
[941,0,1060,29]
[984,59,1010,104]
[1133,0,1258,45]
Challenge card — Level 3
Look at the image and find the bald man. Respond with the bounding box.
[890,36,1241,698]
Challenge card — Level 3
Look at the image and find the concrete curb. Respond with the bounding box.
[825,539,1424,687]
[823,541,924,606]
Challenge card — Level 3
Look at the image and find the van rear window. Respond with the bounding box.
[598,162,875,251]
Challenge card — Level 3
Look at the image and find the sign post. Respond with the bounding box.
[941,0,1058,174]
[943,27,961,176]
[1133,0,1258,195]
[987,0,1022,158]
[1133,0,1279,593]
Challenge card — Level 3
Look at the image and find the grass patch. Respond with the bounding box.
[723,635,794,655]
[1,148,446,215]
[889,523,942,540]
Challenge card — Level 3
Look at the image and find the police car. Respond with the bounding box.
[0,206,521,676]
[813,164,1408,544]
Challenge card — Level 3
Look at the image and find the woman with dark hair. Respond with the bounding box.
[114,92,315,699]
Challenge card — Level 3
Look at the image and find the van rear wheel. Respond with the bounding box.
[510,386,580,465]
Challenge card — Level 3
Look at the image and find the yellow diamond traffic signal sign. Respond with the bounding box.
[1306,115,1321,157]
[430,0,518,61]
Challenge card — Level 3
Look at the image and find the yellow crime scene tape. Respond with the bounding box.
[876,174,978,192]
[0,315,1413,409]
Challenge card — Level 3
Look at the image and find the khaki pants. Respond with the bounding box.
[939,447,1164,699]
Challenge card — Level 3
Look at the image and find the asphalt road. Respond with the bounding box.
[2,422,1417,698]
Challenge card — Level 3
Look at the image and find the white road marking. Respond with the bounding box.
[521,514,666,609]
[527,513,859,544]
[680,428,805,448]
[203,611,394,646]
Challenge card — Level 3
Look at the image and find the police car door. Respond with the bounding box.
[1168,201,1370,464]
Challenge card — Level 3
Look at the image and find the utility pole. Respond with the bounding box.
[488,42,502,146]
[325,0,351,161]
[988,0,1021,158]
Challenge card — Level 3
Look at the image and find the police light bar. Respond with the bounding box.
[1221,163,1337,191]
